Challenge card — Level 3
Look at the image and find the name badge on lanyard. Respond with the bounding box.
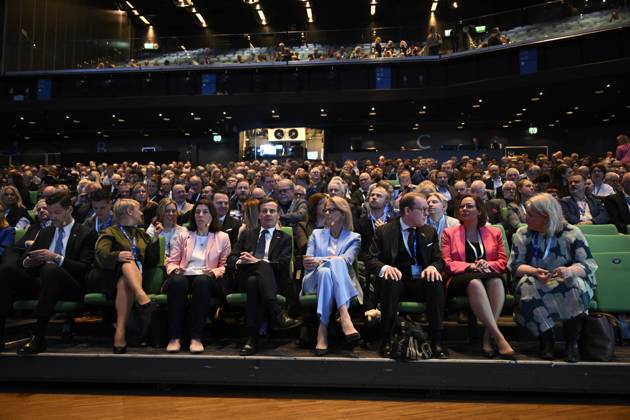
[467,231,485,261]
[533,233,553,266]
[407,229,422,279]
[119,226,142,273]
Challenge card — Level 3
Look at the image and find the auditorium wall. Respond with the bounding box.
[8,136,238,166]
[3,0,133,72]
[324,125,629,162]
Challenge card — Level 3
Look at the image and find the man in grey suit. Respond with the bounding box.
[561,174,609,225]
[276,179,307,228]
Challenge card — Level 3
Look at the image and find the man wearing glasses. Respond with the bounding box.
[366,192,447,359]
[276,179,307,228]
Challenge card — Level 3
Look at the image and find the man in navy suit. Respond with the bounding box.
[0,191,97,353]
[366,192,447,359]
[227,197,301,356]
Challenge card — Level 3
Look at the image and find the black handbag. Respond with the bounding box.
[391,316,432,361]
[580,312,618,362]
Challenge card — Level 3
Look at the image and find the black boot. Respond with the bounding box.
[564,314,585,363]
[539,329,555,360]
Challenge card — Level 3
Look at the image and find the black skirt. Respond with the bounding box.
[447,272,501,297]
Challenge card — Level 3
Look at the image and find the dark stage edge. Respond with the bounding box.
[1,340,629,395]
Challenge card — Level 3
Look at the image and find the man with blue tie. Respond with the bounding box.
[0,191,97,353]
[227,197,301,356]
[366,192,447,359]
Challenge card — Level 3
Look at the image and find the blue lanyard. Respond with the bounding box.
[96,215,112,233]
[119,225,137,259]
[434,215,446,238]
[533,233,552,264]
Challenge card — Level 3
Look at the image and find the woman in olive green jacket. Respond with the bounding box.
[94,199,160,354]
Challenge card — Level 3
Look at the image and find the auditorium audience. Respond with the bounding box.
[163,200,230,354]
[509,193,597,362]
[1,143,629,358]
[301,196,362,355]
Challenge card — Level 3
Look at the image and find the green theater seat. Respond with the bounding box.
[591,252,630,313]
[577,224,619,235]
[584,234,630,253]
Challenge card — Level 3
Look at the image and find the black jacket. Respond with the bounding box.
[365,218,444,278]
[221,215,242,247]
[604,192,630,233]
[21,222,97,283]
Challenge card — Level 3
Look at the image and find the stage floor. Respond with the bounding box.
[2,333,629,396]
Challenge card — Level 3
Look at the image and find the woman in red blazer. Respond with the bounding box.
[441,194,514,359]
[164,199,231,354]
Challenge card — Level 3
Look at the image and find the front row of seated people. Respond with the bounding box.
[0,190,597,362]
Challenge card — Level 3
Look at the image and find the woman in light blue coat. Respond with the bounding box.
[302,196,362,355]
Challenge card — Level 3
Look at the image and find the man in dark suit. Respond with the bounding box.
[229,180,251,220]
[351,172,373,210]
[365,192,447,359]
[604,172,630,233]
[213,191,241,247]
[485,164,504,197]
[561,174,609,225]
[0,191,97,353]
[227,197,301,356]
[355,183,394,310]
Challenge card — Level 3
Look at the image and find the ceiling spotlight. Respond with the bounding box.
[566,111,574,115]
[574,106,579,110]
[452,1,458,8]
[472,104,480,108]
[606,84,611,88]
[502,124,509,128]
[539,91,544,96]
[594,90,604,94]
[19,116,24,120]
[530,97,540,102]
[112,114,116,118]
[65,115,70,119]
[522,108,527,112]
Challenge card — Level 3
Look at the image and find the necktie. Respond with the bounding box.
[254,229,269,259]
[406,227,416,261]
[54,228,65,255]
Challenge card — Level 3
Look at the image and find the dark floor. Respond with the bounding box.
[3,314,629,362]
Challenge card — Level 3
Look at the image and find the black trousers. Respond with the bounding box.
[163,274,223,340]
[236,261,282,338]
[0,263,82,328]
[380,276,445,339]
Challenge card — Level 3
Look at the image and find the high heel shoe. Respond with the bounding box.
[113,345,127,354]
[344,332,361,344]
[314,347,329,356]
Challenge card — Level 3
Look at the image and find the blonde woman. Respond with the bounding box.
[146,198,187,257]
[426,192,459,242]
[94,199,159,354]
[302,196,362,355]
[1,185,31,228]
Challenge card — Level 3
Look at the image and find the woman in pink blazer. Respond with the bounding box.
[441,194,514,359]
[164,199,231,354]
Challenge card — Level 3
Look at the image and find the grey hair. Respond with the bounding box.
[525,193,566,235]
[426,192,448,208]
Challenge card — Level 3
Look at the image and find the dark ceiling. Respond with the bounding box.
[4,72,628,143]
[112,0,581,36]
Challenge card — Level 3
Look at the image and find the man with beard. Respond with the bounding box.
[230,180,251,221]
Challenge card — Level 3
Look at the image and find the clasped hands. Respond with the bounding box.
[171,266,225,277]
[468,259,492,273]
[236,251,260,265]
[534,266,574,284]
[23,249,59,267]
[382,265,442,282]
